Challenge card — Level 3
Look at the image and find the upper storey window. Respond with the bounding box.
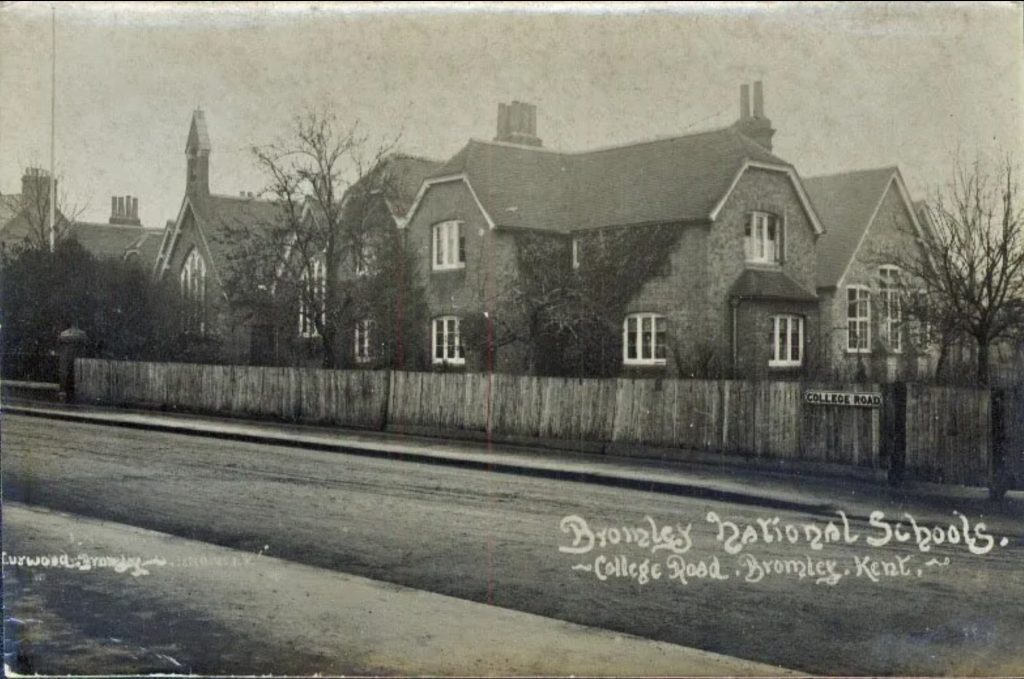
[433,220,466,271]
[745,211,780,264]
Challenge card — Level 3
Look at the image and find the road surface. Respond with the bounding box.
[3,413,1023,675]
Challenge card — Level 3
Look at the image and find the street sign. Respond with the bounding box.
[803,390,882,408]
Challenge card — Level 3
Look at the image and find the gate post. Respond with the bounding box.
[990,387,1011,501]
[886,382,907,486]
[57,326,88,402]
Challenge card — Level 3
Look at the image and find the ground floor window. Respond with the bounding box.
[623,313,667,365]
[769,314,803,367]
[354,319,374,363]
[432,316,465,365]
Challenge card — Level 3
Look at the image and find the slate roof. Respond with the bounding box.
[196,194,290,281]
[67,222,153,260]
[123,229,165,268]
[803,166,897,289]
[729,268,818,302]
[386,155,445,215]
[426,125,792,233]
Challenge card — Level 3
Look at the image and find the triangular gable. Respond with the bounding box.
[832,168,927,289]
[709,160,826,235]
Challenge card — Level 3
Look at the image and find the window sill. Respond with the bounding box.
[846,349,872,355]
[768,361,802,369]
[623,360,667,367]
[744,260,782,269]
[432,359,466,367]
[432,264,466,273]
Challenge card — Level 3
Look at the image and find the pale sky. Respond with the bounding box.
[1,1,1022,229]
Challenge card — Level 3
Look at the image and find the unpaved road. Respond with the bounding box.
[5,503,797,676]
[3,413,1023,675]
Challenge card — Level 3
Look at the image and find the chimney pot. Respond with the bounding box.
[117,196,125,216]
[132,196,139,218]
[494,100,542,147]
[740,84,751,120]
[753,81,764,118]
[111,196,117,216]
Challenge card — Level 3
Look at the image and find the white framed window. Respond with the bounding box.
[299,257,326,338]
[432,220,466,271]
[878,265,902,353]
[179,247,207,334]
[354,318,374,363]
[846,286,871,353]
[432,316,465,365]
[769,315,804,367]
[623,313,667,366]
[571,236,580,270]
[744,211,780,264]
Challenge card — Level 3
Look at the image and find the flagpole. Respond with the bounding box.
[49,5,56,252]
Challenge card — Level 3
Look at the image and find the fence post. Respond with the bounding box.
[886,382,907,486]
[990,387,1010,501]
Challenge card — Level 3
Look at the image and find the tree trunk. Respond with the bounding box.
[320,326,337,369]
[977,338,990,386]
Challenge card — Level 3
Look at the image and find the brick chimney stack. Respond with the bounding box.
[494,101,543,147]
[109,194,141,226]
[21,167,55,205]
[733,81,775,152]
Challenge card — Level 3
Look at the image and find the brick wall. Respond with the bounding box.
[405,179,528,373]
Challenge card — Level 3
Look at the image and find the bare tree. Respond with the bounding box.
[216,109,401,368]
[896,159,1024,385]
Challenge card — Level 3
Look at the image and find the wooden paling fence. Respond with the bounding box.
[75,359,1006,486]
[76,359,388,429]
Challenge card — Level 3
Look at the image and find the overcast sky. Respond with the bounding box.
[1,2,1021,229]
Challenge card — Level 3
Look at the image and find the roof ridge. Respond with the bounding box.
[805,165,898,182]
[465,123,742,159]
[72,221,150,230]
[209,193,276,203]
[390,152,445,164]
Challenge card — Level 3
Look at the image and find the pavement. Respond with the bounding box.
[4,398,1022,530]
[4,502,799,676]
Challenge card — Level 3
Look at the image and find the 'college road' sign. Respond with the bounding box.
[803,390,882,408]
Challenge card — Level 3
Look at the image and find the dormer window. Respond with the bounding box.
[433,220,466,271]
[745,211,780,264]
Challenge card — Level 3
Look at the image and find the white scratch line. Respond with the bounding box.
[155,653,183,668]
[571,564,593,572]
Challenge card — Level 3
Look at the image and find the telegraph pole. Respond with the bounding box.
[48,5,56,252]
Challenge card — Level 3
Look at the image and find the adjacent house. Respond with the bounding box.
[804,166,930,381]
[402,83,826,377]
[0,168,68,253]
[1,168,162,266]
[67,195,164,265]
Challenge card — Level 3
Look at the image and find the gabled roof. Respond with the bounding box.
[804,166,900,288]
[416,125,805,233]
[729,268,818,302]
[199,194,289,279]
[68,222,157,260]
